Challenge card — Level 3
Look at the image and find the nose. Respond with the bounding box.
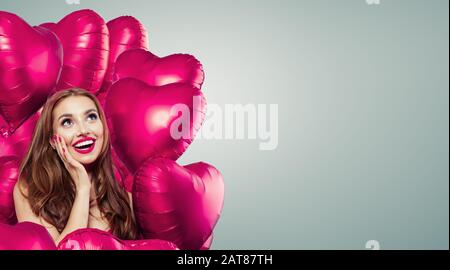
[76,121,90,137]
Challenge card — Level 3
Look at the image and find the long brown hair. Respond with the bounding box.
[18,88,137,240]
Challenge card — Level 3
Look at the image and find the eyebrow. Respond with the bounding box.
[57,109,98,121]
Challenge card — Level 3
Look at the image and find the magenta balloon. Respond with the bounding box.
[0,222,57,250]
[0,11,62,134]
[0,113,39,224]
[97,16,149,107]
[0,112,39,159]
[133,158,224,250]
[40,9,109,94]
[57,228,178,250]
[200,234,214,250]
[114,49,204,88]
[105,78,206,173]
[39,22,57,31]
[0,156,19,224]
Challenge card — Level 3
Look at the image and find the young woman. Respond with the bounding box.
[13,88,137,245]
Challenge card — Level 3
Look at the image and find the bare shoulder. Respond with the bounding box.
[13,177,60,242]
[13,178,34,219]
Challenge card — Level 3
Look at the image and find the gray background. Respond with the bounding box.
[1,0,448,249]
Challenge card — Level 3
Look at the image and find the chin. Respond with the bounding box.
[71,151,100,165]
[78,157,98,165]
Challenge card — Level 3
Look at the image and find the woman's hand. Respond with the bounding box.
[52,135,91,191]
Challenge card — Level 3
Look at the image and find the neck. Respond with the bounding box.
[85,169,95,201]
[84,162,95,173]
[84,161,98,181]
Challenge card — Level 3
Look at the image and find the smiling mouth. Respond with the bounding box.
[72,139,96,154]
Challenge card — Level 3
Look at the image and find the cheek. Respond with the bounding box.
[93,122,104,138]
[92,122,105,149]
[54,128,75,144]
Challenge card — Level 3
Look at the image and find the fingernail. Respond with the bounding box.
[59,136,62,143]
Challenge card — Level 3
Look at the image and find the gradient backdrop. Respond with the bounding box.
[1,0,448,249]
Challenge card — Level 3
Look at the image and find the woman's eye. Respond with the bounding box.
[87,113,98,121]
[61,119,72,127]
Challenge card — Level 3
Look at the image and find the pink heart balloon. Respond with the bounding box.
[0,112,39,224]
[105,78,206,173]
[0,112,39,159]
[39,22,56,30]
[97,16,149,107]
[114,48,204,88]
[58,228,178,250]
[133,158,224,250]
[0,222,57,250]
[201,234,214,250]
[40,9,109,94]
[0,156,19,224]
[0,11,62,134]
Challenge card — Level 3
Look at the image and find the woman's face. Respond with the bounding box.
[51,95,104,165]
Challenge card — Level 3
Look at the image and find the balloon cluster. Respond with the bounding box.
[0,9,224,250]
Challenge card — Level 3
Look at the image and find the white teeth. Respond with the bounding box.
[74,140,94,148]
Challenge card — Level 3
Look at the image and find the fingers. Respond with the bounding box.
[53,135,82,169]
[59,137,77,166]
[53,135,67,163]
[51,135,89,190]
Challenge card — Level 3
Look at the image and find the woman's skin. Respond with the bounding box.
[13,95,132,245]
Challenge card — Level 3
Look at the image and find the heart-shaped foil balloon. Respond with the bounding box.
[40,9,109,94]
[0,156,20,224]
[0,222,57,250]
[0,11,62,134]
[57,228,178,250]
[0,112,39,159]
[114,48,204,88]
[105,78,206,173]
[133,158,224,250]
